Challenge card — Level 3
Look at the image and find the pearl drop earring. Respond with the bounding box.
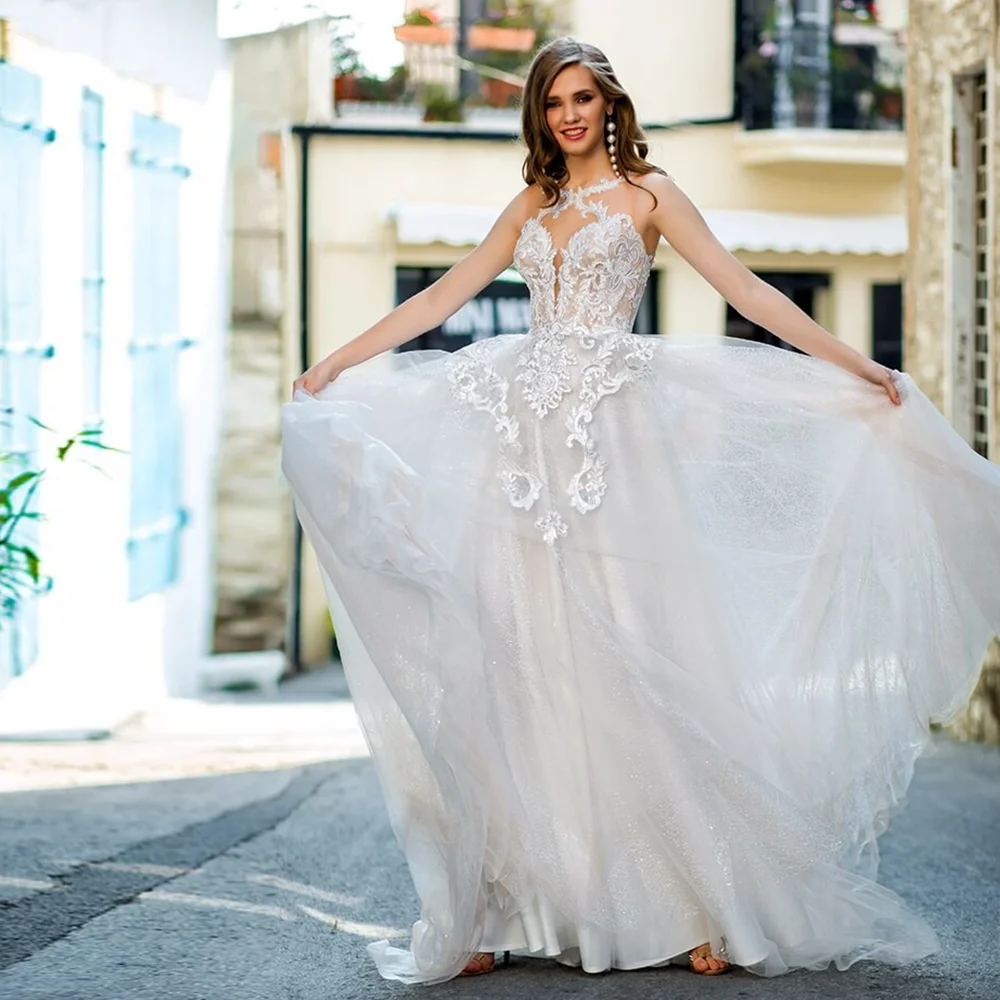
[606,116,621,179]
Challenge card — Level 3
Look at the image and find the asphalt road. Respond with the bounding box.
[0,670,998,1000]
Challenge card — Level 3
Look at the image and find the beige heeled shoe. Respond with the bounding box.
[460,950,511,976]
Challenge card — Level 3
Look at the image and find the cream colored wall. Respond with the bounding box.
[570,0,735,124]
[646,128,906,216]
[306,135,527,362]
[879,0,909,29]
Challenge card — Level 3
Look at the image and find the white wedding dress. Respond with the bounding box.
[281,177,1000,984]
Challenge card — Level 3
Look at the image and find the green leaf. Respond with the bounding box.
[79,438,126,454]
[19,546,40,582]
[7,471,40,491]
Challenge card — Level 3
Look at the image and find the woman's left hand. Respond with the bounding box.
[855,358,902,406]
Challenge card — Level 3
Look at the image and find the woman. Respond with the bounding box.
[281,38,1000,984]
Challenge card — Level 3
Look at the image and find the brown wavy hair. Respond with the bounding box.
[521,37,666,207]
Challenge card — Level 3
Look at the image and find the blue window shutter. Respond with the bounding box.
[81,88,104,428]
[127,113,191,602]
[0,63,55,689]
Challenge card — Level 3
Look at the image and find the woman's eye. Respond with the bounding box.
[578,94,593,103]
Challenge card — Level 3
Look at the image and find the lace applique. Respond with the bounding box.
[447,339,542,512]
[451,178,657,545]
[566,335,656,514]
[535,510,568,545]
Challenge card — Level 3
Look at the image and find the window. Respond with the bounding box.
[972,73,990,458]
[0,63,55,686]
[127,114,192,601]
[872,282,902,372]
[82,88,104,428]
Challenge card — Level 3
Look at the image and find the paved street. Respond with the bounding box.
[0,666,998,1000]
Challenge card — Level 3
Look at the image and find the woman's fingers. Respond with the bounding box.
[884,370,901,406]
[291,366,337,398]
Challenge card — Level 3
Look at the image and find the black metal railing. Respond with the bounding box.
[737,3,905,132]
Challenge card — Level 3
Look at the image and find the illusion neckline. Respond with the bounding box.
[560,176,623,199]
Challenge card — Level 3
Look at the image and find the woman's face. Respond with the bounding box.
[544,63,612,160]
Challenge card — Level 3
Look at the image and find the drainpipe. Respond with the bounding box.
[287,128,311,675]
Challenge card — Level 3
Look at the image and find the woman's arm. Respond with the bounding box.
[643,174,901,405]
[293,189,533,395]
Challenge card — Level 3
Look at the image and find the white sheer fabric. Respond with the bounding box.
[281,178,1000,985]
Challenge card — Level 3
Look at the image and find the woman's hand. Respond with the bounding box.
[852,357,902,406]
[292,356,343,397]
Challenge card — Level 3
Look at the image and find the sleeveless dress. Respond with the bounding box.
[280,176,1000,984]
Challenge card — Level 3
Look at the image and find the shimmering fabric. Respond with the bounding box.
[280,180,1000,985]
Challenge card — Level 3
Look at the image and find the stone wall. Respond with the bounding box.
[212,20,332,654]
[213,322,291,653]
[908,0,1000,743]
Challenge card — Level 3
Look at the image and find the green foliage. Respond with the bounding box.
[354,64,410,103]
[422,83,464,122]
[0,418,120,624]
[404,7,440,27]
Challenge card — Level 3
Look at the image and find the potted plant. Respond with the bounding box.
[470,0,555,105]
[872,81,903,123]
[468,1,537,52]
[395,6,454,46]
[332,16,364,103]
[422,83,464,123]
[480,75,523,108]
[354,64,410,103]
[871,46,905,125]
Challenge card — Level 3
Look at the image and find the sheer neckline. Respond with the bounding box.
[560,176,622,199]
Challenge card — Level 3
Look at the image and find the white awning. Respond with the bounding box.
[386,203,498,247]
[701,210,906,257]
[385,203,906,257]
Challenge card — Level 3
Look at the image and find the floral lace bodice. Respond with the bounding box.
[514,176,655,341]
[447,177,659,546]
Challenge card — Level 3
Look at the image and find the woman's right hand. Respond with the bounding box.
[292,356,343,397]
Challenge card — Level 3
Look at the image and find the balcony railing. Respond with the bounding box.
[738,5,905,132]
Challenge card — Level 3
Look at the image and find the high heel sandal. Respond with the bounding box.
[460,950,511,976]
[688,941,731,976]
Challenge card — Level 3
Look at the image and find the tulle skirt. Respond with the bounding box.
[280,334,999,984]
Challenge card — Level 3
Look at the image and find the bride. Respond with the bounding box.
[282,37,1000,984]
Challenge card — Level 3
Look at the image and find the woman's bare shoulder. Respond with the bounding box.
[515,181,550,216]
[630,169,677,197]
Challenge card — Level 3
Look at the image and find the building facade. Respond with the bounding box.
[907,0,999,743]
[212,19,332,659]
[0,0,230,734]
[271,0,912,665]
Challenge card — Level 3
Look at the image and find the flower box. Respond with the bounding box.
[480,76,522,107]
[394,23,455,45]
[467,24,536,52]
[334,74,360,102]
